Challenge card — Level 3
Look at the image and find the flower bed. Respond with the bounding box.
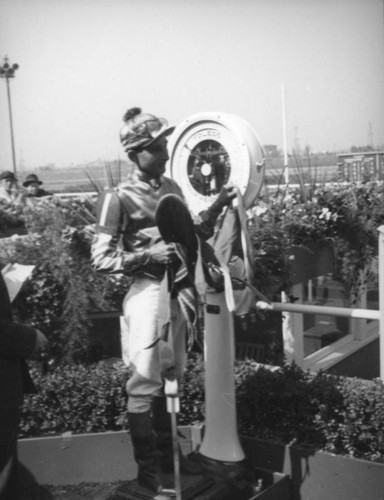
[250,181,384,301]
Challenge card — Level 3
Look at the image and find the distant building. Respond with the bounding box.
[337,151,384,182]
[263,145,280,158]
[38,163,56,171]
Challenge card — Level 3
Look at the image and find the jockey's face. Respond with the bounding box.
[130,136,169,178]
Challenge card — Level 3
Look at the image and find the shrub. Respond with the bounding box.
[235,361,384,463]
[178,352,206,426]
[20,354,206,438]
[235,362,345,448]
[328,377,384,461]
[0,201,26,234]
[20,361,130,437]
[20,356,384,464]
[0,197,131,365]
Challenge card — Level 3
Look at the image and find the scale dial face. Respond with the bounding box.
[186,138,231,197]
[168,114,264,214]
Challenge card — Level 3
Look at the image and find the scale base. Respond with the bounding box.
[190,452,254,499]
[110,473,216,500]
[105,464,290,500]
[108,470,252,500]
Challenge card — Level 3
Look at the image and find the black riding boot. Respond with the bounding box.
[152,396,203,475]
[128,411,163,493]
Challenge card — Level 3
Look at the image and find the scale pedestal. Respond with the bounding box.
[186,290,253,499]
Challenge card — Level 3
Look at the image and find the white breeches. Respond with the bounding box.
[121,277,187,412]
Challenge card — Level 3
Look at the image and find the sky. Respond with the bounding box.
[0,0,383,170]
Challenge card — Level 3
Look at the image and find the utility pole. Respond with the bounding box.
[293,126,300,156]
[0,55,19,176]
[368,122,374,149]
[281,82,289,184]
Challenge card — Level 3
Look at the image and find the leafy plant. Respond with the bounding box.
[0,200,26,234]
[20,361,130,437]
[178,352,206,425]
[252,179,384,303]
[1,197,114,364]
[235,361,384,462]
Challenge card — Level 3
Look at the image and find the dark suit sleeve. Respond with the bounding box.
[0,319,37,359]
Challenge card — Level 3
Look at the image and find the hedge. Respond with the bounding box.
[20,354,384,464]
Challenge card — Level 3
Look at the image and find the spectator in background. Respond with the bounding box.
[0,269,48,499]
[22,174,51,198]
[0,171,20,204]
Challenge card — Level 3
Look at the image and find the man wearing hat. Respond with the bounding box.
[91,107,236,494]
[0,171,20,204]
[0,267,48,499]
[22,174,51,198]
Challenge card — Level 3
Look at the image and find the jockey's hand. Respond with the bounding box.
[147,242,178,266]
[210,183,238,212]
[217,183,238,206]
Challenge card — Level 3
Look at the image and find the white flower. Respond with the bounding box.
[319,208,330,220]
[253,205,268,216]
[331,213,338,222]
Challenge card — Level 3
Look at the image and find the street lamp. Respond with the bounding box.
[0,55,19,175]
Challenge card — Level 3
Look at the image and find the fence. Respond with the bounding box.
[256,226,384,381]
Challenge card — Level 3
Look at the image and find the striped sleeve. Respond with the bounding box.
[91,189,150,274]
[95,189,122,236]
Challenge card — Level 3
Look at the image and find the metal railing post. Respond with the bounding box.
[378,226,384,381]
[351,268,368,342]
[282,284,304,366]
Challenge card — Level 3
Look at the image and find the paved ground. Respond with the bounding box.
[20,481,125,500]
